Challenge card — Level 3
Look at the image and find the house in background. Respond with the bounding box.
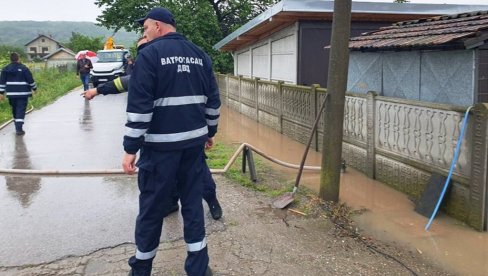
[346,10,488,106]
[43,48,76,69]
[25,34,64,60]
[214,0,488,88]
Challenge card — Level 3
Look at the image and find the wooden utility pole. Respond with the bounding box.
[319,0,352,202]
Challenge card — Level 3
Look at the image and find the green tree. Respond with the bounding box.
[94,0,278,73]
[64,32,105,53]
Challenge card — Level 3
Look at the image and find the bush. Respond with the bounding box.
[32,57,44,63]
[0,45,27,69]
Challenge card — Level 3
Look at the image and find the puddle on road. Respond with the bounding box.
[217,106,488,276]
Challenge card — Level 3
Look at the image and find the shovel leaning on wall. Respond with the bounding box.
[272,93,330,209]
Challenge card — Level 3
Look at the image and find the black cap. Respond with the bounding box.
[136,7,176,26]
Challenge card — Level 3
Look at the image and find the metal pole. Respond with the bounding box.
[242,146,248,173]
[246,149,258,182]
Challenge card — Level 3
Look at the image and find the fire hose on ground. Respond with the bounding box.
[1,110,320,177]
[0,136,320,176]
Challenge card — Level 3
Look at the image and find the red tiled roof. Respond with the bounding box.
[349,11,488,51]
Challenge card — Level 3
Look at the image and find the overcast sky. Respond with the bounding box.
[0,0,486,22]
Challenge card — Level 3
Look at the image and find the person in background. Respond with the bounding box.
[125,56,134,75]
[123,7,220,276]
[0,52,37,135]
[76,53,93,91]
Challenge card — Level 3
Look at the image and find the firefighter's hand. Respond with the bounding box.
[0,94,4,101]
[82,88,98,100]
[122,153,137,175]
[205,137,214,150]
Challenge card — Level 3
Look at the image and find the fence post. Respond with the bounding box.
[278,81,284,134]
[366,91,377,179]
[238,75,243,114]
[468,103,488,231]
[311,84,320,151]
[225,73,230,104]
[255,77,260,121]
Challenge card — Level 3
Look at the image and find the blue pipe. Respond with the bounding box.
[425,106,472,231]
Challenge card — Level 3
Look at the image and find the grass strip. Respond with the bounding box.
[0,68,79,124]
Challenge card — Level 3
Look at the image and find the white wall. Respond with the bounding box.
[237,50,251,77]
[252,43,269,80]
[271,34,296,83]
[234,24,298,83]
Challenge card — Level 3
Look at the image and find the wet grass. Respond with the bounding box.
[207,141,358,229]
[0,68,79,125]
[206,142,291,197]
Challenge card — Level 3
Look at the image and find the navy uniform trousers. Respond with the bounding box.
[8,97,28,132]
[202,154,217,204]
[129,145,209,276]
[166,154,217,207]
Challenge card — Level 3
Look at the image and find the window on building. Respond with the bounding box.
[42,47,49,53]
[30,47,37,52]
[42,39,45,42]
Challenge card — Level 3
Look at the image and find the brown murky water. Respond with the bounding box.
[217,106,488,276]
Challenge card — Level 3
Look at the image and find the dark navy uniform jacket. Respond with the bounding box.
[0,62,37,98]
[123,32,221,154]
[97,75,129,95]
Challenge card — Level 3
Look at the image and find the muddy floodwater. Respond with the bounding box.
[217,106,488,276]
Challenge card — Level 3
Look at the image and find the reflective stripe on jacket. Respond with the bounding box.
[123,33,221,154]
[0,62,36,98]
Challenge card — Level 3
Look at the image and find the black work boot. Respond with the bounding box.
[208,199,222,220]
[16,130,25,136]
[128,256,153,276]
[15,123,25,136]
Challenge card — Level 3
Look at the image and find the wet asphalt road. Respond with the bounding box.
[0,89,148,266]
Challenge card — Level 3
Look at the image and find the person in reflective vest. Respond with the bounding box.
[0,52,37,135]
[122,7,220,276]
[83,75,223,221]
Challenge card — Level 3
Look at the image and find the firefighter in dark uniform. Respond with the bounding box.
[0,52,37,135]
[83,75,223,221]
[123,7,219,276]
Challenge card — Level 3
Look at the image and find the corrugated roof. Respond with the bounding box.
[349,11,488,51]
[214,0,488,52]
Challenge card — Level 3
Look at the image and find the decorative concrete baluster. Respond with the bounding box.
[344,97,350,137]
[451,113,461,171]
[413,108,422,158]
[438,112,448,166]
[393,105,400,150]
[425,110,434,162]
[351,98,357,139]
[384,105,391,149]
[403,106,412,155]
[377,102,383,148]
[358,100,364,141]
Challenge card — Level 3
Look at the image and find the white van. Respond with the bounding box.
[90,49,130,87]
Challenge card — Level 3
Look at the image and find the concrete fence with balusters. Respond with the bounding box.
[216,73,488,231]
